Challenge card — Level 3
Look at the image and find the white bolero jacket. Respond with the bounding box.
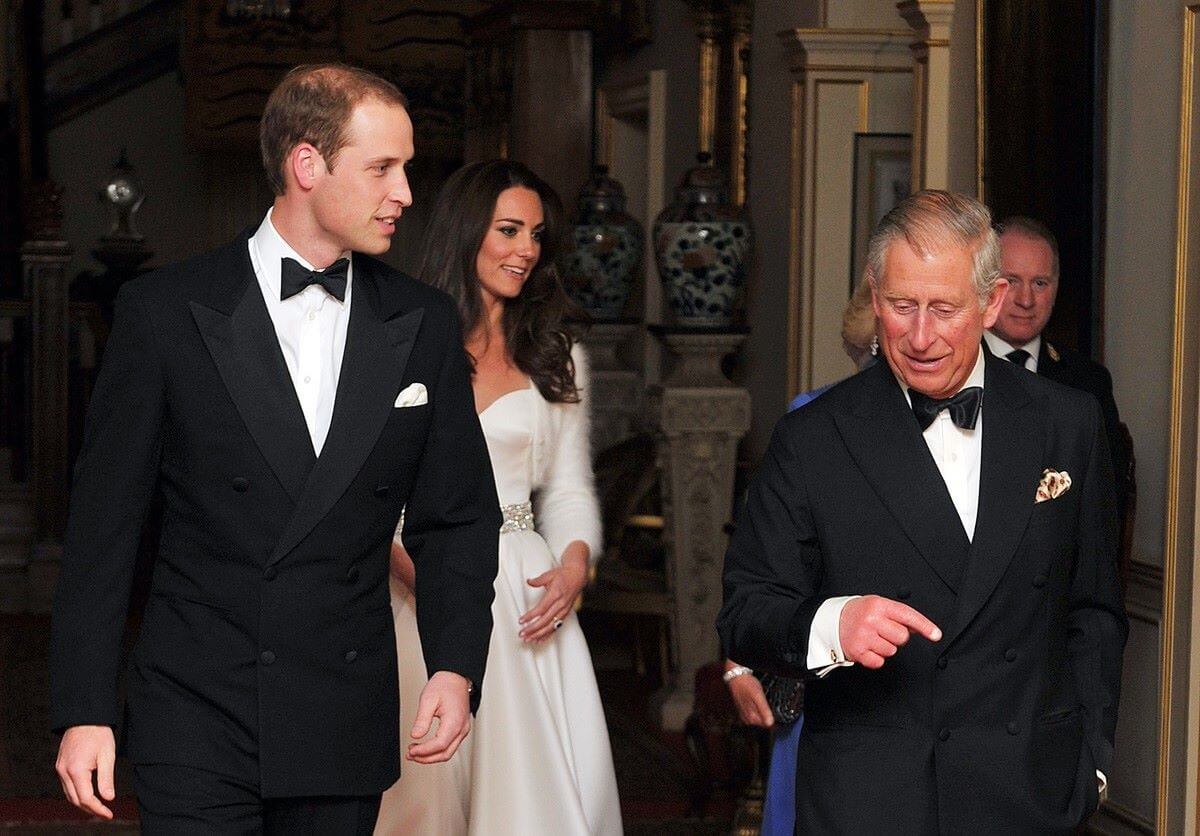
[395,343,603,564]
[531,343,603,565]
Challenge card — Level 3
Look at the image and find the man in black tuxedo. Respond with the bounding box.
[718,191,1127,833]
[50,64,500,833]
[983,215,1130,517]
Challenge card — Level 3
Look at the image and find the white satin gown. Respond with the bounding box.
[376,378,622,836]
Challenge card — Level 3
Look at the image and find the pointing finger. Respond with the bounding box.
[888,602,942,641]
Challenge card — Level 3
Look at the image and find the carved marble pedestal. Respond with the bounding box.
[648,327,750,729]
[579,321,642,452]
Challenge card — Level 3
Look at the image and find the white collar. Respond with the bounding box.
[983,330,1039,362]
[249,207,352,303]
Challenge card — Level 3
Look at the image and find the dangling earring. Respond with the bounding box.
[870,334,879,356]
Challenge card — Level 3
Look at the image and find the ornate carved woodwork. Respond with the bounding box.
[182,0,484,159]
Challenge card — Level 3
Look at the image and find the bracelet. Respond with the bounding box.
[722,665,753,683]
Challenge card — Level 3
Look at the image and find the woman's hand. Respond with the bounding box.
[519,540,590,642]
[390,540,416,594]
[725,659,774,728]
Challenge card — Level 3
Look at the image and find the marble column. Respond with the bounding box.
[648,327,750,729]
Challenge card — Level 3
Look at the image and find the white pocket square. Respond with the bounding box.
[1035,468,1071,503]
[394,382,428,408]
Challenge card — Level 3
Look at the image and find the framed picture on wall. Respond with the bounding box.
[850,133,912,293]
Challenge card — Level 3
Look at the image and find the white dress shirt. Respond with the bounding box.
[807,349,986,674]
[984,331,1040,373]
[247,209,352,455]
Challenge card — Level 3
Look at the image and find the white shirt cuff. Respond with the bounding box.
[807,595,860,676]
[1097,769,1107,797]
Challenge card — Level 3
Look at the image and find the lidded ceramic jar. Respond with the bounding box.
[652,153,750,327]
[560,166,644,321]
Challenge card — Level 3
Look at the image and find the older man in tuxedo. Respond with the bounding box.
[51,64,500,833]
[718,190,1126,833]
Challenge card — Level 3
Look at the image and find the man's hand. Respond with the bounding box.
[55,725,116,820]
[724,661,774,728]
[839,595,942,669]
[408,670,472,764]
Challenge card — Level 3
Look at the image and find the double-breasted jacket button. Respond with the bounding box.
[895,587,912,601]
[1006,722,1019,736]
[263,565,278,581]
[345,650,358,663]
[345,566,360,584]
[374,484,390,498]
[1005,648,1018,663]
[1033,574,1048,588]
[260,650,276,666]
[938,728,951,742]
[936,656,948,670]
[232,477,250,493]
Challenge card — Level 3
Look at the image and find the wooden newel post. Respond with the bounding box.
[23,179,72,606]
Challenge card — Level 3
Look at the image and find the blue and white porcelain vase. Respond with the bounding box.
[560,166,644,321]
[653,153,751,327]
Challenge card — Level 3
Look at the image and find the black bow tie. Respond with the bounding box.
[909,386,983,431]
[1005,348,1031,368]
[280,256,349,302]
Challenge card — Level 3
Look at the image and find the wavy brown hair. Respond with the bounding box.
[417,160,582,403]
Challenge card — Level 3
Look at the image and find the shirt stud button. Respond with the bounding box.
[232,477,249,492]
[1007,722,1019,736]
[938,728,950,742]
[1005,648,1018,663]
[260,650,276,666]
[345,650,358,663]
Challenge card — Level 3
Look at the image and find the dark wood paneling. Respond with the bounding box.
[984,0,1105,358]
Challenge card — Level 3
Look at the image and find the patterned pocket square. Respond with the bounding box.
[1035,468,1071,503]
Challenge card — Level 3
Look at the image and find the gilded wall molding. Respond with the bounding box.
[1159,6,1200,833]
[897,0,956,190]
[779,27,910,396]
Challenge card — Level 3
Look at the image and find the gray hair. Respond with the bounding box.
[997,215,1060,279]
[865,189,1001,306]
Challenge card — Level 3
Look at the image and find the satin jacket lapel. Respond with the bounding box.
[831,362,971,594]
[189,237,315,502]
[944,353,1044,646]
[268,261,425,566]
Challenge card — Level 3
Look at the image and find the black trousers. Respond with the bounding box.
[133,763,382,835]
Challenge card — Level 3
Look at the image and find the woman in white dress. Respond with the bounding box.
[375,160,622,836]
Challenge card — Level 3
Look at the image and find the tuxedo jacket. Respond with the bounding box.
[718,353,1127,834]
[1037,340,1131,517]
[49,232,502,797]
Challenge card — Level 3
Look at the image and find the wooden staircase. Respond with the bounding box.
[43,0,181,128]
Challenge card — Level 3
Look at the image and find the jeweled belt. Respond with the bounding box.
[499,501,535,534]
